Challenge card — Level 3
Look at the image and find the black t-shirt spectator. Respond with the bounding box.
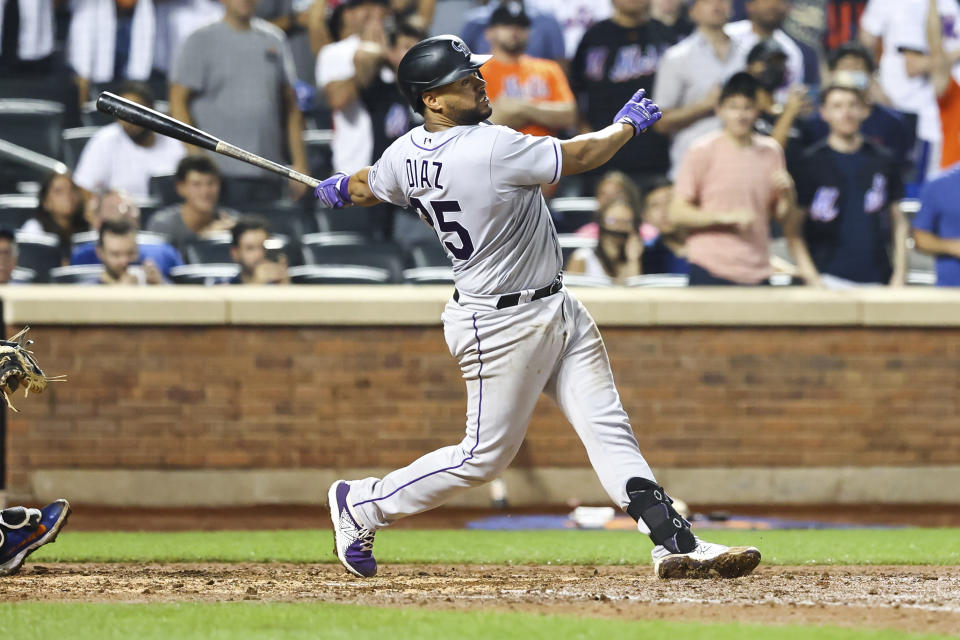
[570,18,675,176]
[794,139,903,284]
[360,70,419,161]
[807,104,914,178]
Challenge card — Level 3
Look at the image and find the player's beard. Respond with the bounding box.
[450,101,493,126]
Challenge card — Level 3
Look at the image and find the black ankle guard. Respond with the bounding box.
[625,477,695,554]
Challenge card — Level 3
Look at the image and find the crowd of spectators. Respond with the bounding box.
[0,0,959,288]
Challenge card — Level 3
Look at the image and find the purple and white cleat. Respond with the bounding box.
[328,480,377,578]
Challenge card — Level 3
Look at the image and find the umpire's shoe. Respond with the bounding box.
[328,480,377,577]
[652,537,761,579]
[0,499,71,576]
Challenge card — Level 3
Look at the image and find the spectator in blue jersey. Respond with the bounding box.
[807,42,913,178]
[793,81,907,288]
[460,0,565,61]
[87,219,167,286]
[912,166,960,286]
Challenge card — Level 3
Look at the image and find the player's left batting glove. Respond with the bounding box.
[314,172,352,209]
[614,89,662,136]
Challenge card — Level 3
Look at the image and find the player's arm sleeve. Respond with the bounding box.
[366,153,407,208]
[911,181,940,234]
[72,131,109,193]
[490,127,562,187]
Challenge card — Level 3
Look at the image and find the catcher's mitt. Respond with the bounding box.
[0,327,63,411]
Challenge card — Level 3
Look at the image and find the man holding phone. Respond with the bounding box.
[229,215,290,285]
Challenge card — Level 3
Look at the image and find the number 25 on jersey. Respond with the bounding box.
[410,197,475,260]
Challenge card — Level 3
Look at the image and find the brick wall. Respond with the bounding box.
[6,325,959,493]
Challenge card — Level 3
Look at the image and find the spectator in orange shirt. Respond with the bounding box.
[926,0,960,171]
[481,2,577,138]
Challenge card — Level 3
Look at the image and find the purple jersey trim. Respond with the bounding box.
[352,313,484,509]
[551,139,560,184]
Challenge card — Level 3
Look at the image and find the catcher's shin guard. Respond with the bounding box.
[626,477,696,554]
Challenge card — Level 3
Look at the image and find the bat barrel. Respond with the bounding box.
[96,91,320,189]
[96,92,220,152]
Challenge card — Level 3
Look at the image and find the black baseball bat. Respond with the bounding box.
[95,91,320,189]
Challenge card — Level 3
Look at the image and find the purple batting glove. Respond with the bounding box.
[613,89,662,136]
[314,172,352,209]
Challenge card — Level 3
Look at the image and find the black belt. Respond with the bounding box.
[453,276,563,309]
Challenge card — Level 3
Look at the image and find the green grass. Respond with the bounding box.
[0,602,953,640]
[31,528,960,566]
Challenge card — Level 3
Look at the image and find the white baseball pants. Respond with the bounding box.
[348,288,655,530]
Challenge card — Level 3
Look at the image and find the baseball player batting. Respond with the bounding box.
[316,35,761,580]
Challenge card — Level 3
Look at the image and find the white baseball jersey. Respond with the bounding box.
[347,124,657,536]
[367,123,564,296]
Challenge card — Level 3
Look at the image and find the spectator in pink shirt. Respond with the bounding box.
[669,71,812,285]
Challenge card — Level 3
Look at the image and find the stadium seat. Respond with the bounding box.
[220,176,283,207]
[49,264,103,283]
[247,201,318,238]
[80,101,113,127]
[303,129,334,180]
[0,194,39,229]
[562,274,612,287]
[0,76,69,102]
[148,174,179,206]
[406,240,448,268]
[10,267,36,283]
[624,274,689,287]
[558,234,596,268]
[0,135,66,193]
[183,232,232,264]
[169,264,239,285]
[288,265,390,284]
[550,197,597,234]
[62,126,101,171]
[315,207,391,240]
[15,231,61,282]
[184,232,298,266]
[0,99,64,159]
[402,267,454,284]
[301,233,406,282]
[138,198,163,230]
